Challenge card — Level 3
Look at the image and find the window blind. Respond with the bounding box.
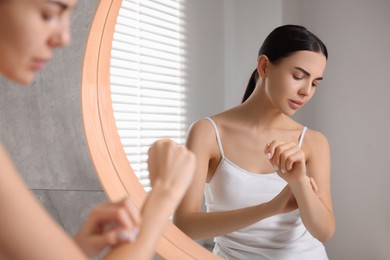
[110,0,186,192]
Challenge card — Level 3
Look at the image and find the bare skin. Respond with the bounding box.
[174,51,335,243]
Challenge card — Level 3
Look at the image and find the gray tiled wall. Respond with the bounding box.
[0,0,107,238]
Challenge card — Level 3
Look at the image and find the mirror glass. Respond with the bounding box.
[98,0,390,259]
[82,0,218,258]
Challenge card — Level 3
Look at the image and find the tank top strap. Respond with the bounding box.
[205,117,225,158]
[298,126,308,148]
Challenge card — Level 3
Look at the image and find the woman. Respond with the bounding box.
[0,0,195,259]
[174,25,335,259]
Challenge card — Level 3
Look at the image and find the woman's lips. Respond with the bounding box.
[32,59,49,71]
[289,99,303,110]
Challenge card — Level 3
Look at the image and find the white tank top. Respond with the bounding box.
[204,117,328,260]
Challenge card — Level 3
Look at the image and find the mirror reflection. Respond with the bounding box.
[110,0,390,259]
[110,0,187,191]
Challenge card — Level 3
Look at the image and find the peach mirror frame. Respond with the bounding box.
[81,0,219,259]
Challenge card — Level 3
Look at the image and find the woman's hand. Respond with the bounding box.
[74,198,141,257]
[267,185,298,215]
[264,141,321,215]
[91,140,195,260]
[147,138,196,202]
[267,178,320,216]
[264,141,307,183]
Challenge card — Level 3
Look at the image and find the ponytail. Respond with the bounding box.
[242,69,259,103]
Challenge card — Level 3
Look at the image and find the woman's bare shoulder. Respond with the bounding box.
[186,117,221,158]
[303,128,330,156]
[188,117,215,137]
[189,112,237,137]
[305,128,329,144]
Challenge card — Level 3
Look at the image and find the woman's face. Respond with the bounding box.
[0,0,77,84]
[265,50,327,116]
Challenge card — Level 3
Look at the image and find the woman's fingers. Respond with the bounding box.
[265,141,301,173]
[86,226,139,254]
[74,198,142,257]
[309,177,320,197]
[283,149,305,173]
[119,198,141,229]
[270,185,298,214]
[279,146,300,173]
[90,199,140,232]
[147,138,195,196]
[265,140,284,171]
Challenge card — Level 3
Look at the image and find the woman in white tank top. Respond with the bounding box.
[174,25,335,259]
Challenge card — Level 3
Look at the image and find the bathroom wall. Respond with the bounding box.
[0,0,106,236]
[283,1,390,259]
[184,0,225,127]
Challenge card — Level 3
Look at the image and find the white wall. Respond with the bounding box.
[282,1,390,259]
[189,0,390,259]
[224,0,284,108]
[185,0,284,120]
[184,0,225,128]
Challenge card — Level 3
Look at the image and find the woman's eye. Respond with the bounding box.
[42,6,61,22]
[42,12,55,21]
[293,75,303,80]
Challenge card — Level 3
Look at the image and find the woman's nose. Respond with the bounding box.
[48,24,71,47]
[298,83,312,97]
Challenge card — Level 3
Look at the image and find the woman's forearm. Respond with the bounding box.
[175,184,298,240]
[174,203,274,240]
[105,139,197,259]
[289,179,335,242]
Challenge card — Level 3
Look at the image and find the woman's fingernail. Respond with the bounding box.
[266,153,272,160]
[264,143,270,152]
[128,227,139,242]
[118,231,131,242]
[274,165,279,171]
[118,228,139,243]
[281,168,286,174]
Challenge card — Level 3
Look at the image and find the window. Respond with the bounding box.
[110,0,186,191]
[82,0,217,258]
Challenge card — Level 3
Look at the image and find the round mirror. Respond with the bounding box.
[81,0,218,258]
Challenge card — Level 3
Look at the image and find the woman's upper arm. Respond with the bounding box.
[175,119,216,216]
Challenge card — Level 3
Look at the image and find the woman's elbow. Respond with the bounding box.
[316,224,336,243]
[173,214,197,239]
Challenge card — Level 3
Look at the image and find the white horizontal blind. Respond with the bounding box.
[110,0,186,191]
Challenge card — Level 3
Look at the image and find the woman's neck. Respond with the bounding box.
[239,86,289,128]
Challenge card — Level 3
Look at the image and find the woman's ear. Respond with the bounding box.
[257,55,269,80]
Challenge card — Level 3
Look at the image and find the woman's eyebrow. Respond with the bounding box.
[47,0,69,10]
[294,66,323,80]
